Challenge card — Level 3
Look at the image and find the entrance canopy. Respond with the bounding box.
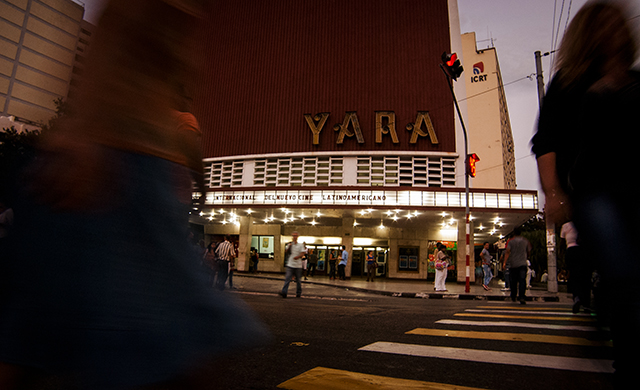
[191,187,539,241]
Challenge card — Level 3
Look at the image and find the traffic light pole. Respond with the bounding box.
[440,64,471,293]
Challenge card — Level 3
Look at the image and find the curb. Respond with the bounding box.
[235,274,562,302]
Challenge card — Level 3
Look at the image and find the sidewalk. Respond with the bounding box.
[233,273,571,303]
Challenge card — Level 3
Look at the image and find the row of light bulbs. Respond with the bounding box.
[439,212,505,238]
[192,208,506,236]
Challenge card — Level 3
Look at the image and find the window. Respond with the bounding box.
[251,235,274,258]
[398,246,419,271]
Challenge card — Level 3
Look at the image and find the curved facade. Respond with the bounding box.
[190,0,538,282]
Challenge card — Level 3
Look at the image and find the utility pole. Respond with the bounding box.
[534,50,558,294]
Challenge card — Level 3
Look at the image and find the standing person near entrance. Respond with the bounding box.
[338,245,348,280]
[215,235,235,291]
[366,250,376,282]
[203,241,217,286]
[280,232,305,298]
[503,228,531,304]
[434,243,449,292]
[307,248,318,278]
[250,247,259,273]
[328,250,337,280]
[481,242,493,291]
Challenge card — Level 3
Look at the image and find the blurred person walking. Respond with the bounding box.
[531,3,640,384]
[280,232,305,298]
[561,222,592,313]
[339,245,348,280]
[480,242,493,290]
[215,235,235,291]
[0,1,268,388]
[203,241,218,286]
[503,228,531,304]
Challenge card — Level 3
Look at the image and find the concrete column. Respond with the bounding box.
[237,215,253,271]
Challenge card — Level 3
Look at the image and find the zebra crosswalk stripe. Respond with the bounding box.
[436,319,600,332]
[405,328,612,347]
[358,342,614,373]
[454,312,596,322]
[465,308,594,317]
[277,366,487,390]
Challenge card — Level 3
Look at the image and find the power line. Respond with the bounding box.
[551,0,565,70]
[457,74,534,103]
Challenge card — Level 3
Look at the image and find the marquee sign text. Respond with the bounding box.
[304,111,439,145]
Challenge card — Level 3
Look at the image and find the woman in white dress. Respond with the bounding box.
[434,243,450,292]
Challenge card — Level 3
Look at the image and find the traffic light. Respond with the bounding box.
[441,52,464,81]
[466,153,480,178]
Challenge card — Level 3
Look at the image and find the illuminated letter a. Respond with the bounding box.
[406,111,439,144]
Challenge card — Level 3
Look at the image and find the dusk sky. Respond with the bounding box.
[80,0,640,205]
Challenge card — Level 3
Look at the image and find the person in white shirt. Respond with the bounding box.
[279,232,306,298]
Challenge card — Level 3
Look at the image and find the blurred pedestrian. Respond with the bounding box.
[480,242,493,290]
[215,235,236,291]
[301,246,309,280]
[475,260,483,285]
[561,222,592,313]
[532,2,640,381]
[526,260,535,289]
[503,228,531,304]
[0,1,268,388]
[203,241,217,286]
[339,245,348,280]
[280,232,305,298]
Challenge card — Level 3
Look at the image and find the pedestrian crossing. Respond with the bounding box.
[278,303,613,389]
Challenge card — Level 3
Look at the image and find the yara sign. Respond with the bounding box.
[304,111,439,145]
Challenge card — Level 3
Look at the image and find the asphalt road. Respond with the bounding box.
[204,290,614,390]
[30,283,612,389]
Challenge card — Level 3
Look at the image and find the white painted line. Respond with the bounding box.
[465,309,593,317]
[436,319,600,332]
[359,342,614,374]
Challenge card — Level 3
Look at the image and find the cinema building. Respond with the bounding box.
[189,0,538,282]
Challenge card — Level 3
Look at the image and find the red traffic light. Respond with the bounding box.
[441,52,464,81]
[446,53,458,67]
[466,153,480,178]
